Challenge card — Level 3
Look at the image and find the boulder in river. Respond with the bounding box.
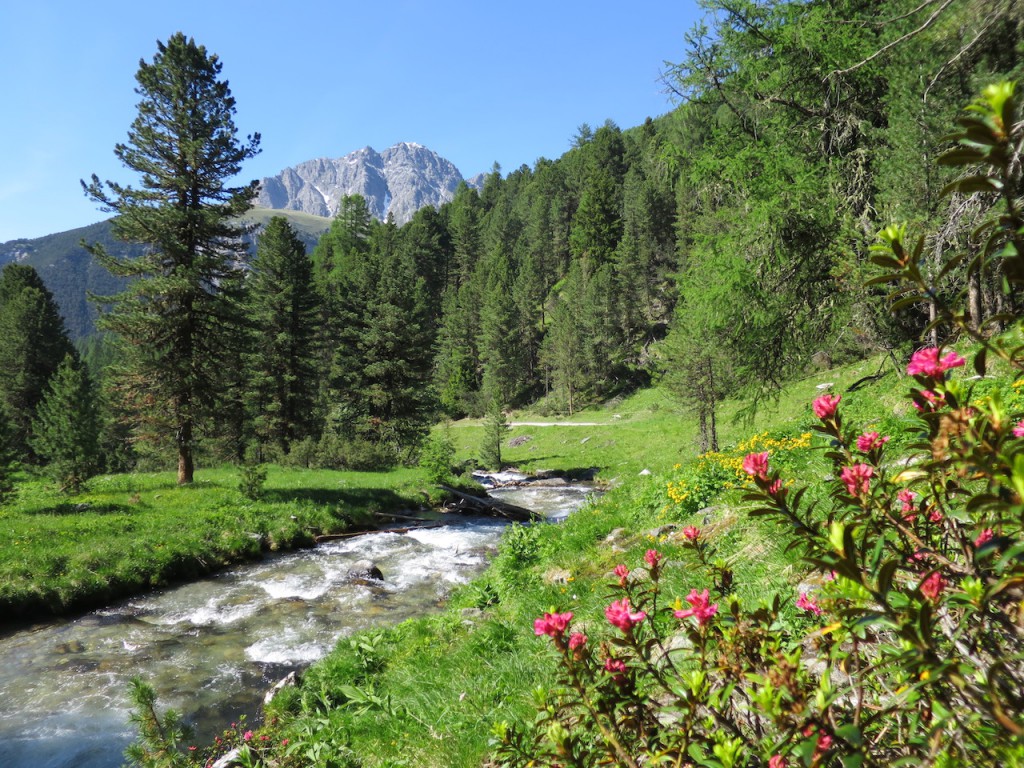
[347,560,384,582]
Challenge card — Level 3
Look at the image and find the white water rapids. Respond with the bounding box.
[0,483,593,768]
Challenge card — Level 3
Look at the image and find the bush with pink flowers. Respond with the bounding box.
[492,83,1024,768]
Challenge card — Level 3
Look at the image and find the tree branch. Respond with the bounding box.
[830,0,957,78]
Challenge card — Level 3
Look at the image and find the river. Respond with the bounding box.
[0,482,593,768]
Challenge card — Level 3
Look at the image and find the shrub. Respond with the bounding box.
[495,82,1024,768]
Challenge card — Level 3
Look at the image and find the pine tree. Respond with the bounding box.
[0,264,77,457]
[479,396,509,471]
[83,33,260,484]
[245,216,320,455]
[29,355,100,493]
[326,219,436,462]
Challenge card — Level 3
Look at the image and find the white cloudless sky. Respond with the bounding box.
[0,1,703,242]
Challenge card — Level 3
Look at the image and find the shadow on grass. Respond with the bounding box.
[264,486,417,513]
[29,502,135,516]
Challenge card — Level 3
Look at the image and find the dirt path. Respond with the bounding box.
[508,421,611,427]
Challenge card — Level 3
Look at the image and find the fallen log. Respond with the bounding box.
[438,485,541,523]
[314,523,443,543]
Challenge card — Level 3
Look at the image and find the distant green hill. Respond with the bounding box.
[0,208,331,340]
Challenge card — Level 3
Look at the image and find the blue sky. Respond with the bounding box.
[0,1,703,242]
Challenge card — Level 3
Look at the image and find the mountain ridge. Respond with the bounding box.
[256,142,469,224]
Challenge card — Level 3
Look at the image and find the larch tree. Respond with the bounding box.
[83,33,260,485]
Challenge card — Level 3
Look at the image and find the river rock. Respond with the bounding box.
[211,748,243,768]
[347,560,384,582]
[507,435,532,448]
[604,527,630,553]
[263,671,298,706]
[544,567,573,585]
[528,477,569,487]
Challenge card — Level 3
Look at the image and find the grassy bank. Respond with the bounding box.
[0,465,425,620]
[207,352,965,768]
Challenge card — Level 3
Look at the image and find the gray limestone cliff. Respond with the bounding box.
[256,143,465,224]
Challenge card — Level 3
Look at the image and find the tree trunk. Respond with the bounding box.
[708,363,719,453]
[967,268,983,333]
[177,418,194,485]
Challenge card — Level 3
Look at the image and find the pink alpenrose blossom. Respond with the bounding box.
[796,592,823,616]
[644,549,662,569]
[603,657,627,684]
[681,526,701,541]
[919,572,947,601]
[534,611,573,638]
[605,598,647,632]
[913,389,946,412]
[840,463,874,497]
[1014,420,1024,438]
[897,489,917,515]
[856,431,890,452]
[812,393,841,419]
[907,347,966,378]
[568,632,588,650]
[742,451,770,480]
[674,588,719,626]
[768,756,788,768]
[974,528,994,548]
[613,563,630,586]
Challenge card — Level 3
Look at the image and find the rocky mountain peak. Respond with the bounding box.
[256,143,465,224]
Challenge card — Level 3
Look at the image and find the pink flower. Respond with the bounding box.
[243,730,253,742]
[534,611,573,638]
[743,451,770,480]
[919,572,947,601]
[840,463,874,497]
[912,389,947,412]
[856,431,890,452]
[604,657,628,683]
[568,632,588,650]
[606,598,646,632]
[907,347,965,377]
[281,739,290,746]
[682,526,701,541]
[975,528,994,548]
[769,756,787,768]
[674,588,719,626]
[812,393,841,419]
[796,592,823,616]
[897,489,917,514]
[613,563,629,586]
[644,549,662,569]
[1014,420,1024,438]
[604,657,626,674]
[928,508,944,524]
[767,478,784,496]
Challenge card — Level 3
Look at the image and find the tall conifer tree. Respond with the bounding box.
[245,216,320,455]
[83,33,260,484]
[30,355,100,493]
[0,264,77,457]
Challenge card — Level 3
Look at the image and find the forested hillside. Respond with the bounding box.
[0,0,1019,487]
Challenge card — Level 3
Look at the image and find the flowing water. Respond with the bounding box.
[0,481,593,768]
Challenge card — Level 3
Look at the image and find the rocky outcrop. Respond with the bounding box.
[256,142,465,225]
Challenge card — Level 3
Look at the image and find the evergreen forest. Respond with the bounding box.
[0,1,1019,487]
